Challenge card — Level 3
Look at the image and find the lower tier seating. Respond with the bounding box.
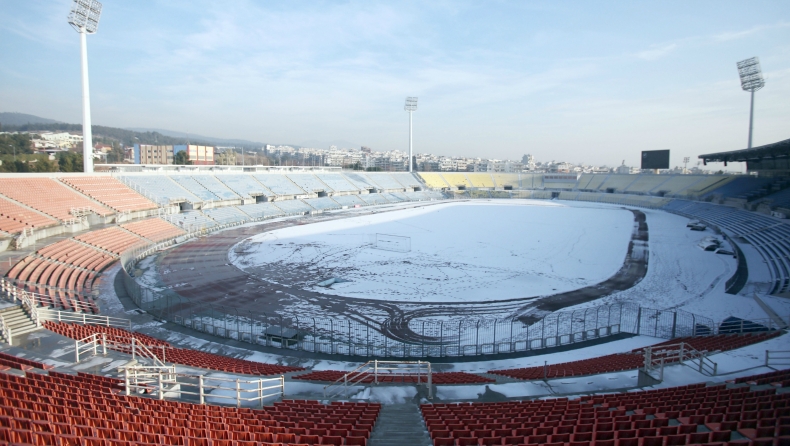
[44,321,304,376]
[422,379,790,446]
[0,351,52,371]
[0,369,380,446]
[293,370,495,385]
[489,333,781,380]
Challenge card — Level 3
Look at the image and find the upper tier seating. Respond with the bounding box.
[489,333,780,381]
[442,173,473,189]
[683,175,734,197]
[366,173,406,190]
[315,173,359,193]
[273,200,313,215]
[0,370,379,446]
[343,173,380,191]
[579,173,609,191]
[466,174,496,188]
[120,175,202,204]
[622,175,671,194]
[121,218,186,243]
[202,206,250,225]
[294,370,494,385]
[237,203,285,219]
[216,174,272,198]
[0,197,57,233]
[0,351,52,371]
[419,173,451,189]
[597,175,640,193]
[332,195,366,207]
[734,369,790,387]
[286,174,331,194]
[491,174,520,189]
[422,380,789,446]
[167,211,218,231]
[702,176,775,200]
[75,227,145,255]
[253,174,305,196]
[304,197,342,211]
[191,175,242,200]
[759,187,790,209]
[170,176,222,201]
[45,321,304,376]
[652,175,706,196]
[0,178,113,221]
[390,172,422,188]
[520,173,543,189]
[60,176,157,213]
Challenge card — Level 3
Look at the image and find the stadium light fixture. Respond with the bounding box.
[68,0,103,173]
[404,97,418,173]
[736,57,765,149]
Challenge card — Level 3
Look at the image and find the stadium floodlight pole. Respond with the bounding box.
[68,0,102,173]
[736,57,765,149]
[404,97,418,172]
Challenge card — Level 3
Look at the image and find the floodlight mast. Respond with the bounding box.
[736,57,765,149]
[404,97,418,172]
[68,0,102,173]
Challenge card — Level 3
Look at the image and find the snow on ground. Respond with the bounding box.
[231,201,634,303]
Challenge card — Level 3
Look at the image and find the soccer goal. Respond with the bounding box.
[373,233,411,253]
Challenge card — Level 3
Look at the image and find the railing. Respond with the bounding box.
[75,333,106,362]
[37,308,132,331]
[643,342,718,381]
[765,350,790,367]
[717,317,790,334]
[1,279,95,314]
[324,360,432,399]
[0,314,10,345]
[122,365,284,407]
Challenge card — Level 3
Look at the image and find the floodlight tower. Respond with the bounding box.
[68,0,103,173]
[404,97,418,172]
[736,57,765,149]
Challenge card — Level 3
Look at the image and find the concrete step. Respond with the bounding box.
[368,403,431,446]
[0,304,40,343]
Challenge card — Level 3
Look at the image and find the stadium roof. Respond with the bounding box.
[699,137,790,164]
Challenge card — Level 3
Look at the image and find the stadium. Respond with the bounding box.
[1,163,789,446]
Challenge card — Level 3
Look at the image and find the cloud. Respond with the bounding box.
[635,43,678,61]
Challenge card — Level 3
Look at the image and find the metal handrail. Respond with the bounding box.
[765,350,790,367]
[324,359,432,399]
[37,308,132,331]
[0,314,10,345]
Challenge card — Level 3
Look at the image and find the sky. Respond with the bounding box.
[1,1,789,171]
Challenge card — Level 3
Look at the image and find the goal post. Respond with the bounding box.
[373,233,411,253]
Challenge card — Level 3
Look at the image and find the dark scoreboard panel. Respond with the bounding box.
[641,150,670,169]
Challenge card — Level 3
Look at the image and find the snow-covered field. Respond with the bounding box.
[231,201,634,303]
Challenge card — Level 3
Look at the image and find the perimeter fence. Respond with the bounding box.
[121,241,715,359]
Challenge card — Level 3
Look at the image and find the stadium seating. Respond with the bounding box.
[466,173,496,188]
[237,202,285,219]
[304,197,342,211]
[121,218,186,243]
[286,174,331,194]
[622,175,671,194]
[385,192,408,202]
[358,193,390,205]
[315,173,360,193]
[344,172,381,191]
[294,370,494,385]
[366,173,408,190]
[0,178,114,221]
[120,175,203,204]
[579,173,610,191]
[215,174,272,198]
[202,206,250,225]
[422,379,789,446]
[60,176,157,213]
[442,173,473,189]
[167,211,218,231]
[491,174,520,189]
[273,199,314,215]
[489,333,781,380]
[419,173,451,189]
[521,173,544,189]
[75,227,145,255]
[702,176,775,200]
[734,369,790,387]
[191,175,242,200]
[0,369,379,446]
[253,174,306,196]
[0,351,52,371]
[332,194,366,207]
[44,321,304,376]
[0,197,58,234]
[170,176,223,201]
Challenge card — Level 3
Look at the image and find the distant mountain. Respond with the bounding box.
[0,112,62,126]
[127,127,267,148]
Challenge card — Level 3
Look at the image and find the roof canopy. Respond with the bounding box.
[699,138,790,164]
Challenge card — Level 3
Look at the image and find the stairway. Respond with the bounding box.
[0,305,40,344]
[368,403,431,446]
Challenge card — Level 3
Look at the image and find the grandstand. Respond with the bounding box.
[1,168,789,445]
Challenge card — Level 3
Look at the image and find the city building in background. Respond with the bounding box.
[133,144,215,165]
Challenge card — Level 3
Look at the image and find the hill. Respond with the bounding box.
[0,112,62,126]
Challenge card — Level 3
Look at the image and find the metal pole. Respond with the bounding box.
[79,29,93,173]
[199,374,204,404]
[748,89,755,149]
[409,111,413,173]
